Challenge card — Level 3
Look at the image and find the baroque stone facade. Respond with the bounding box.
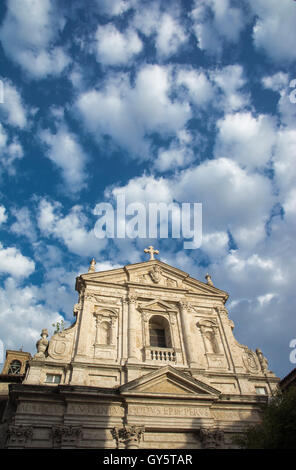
[1,254,279,448]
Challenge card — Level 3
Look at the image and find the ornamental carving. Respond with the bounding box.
[7,425,33,445]
[243,349,260,373]
[199,428,224,449]
[149,265,162,283]
[52,425,82,447]
[111,425,145,449]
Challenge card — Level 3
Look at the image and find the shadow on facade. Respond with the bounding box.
[1,379,267,449]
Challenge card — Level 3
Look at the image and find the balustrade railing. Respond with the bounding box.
[147,347,176,362]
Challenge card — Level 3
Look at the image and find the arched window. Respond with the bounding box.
[8,360,22,375]
[149,315,172,348]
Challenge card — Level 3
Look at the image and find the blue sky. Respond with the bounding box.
[0,0,295,378]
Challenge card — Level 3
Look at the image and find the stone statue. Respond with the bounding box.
[34,329,49,359]
[256,348,269,372]
[205,274,214,286]
[204,330,219,354]
[88,258,96,273]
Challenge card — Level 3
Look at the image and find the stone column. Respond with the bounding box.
[179,301,198,368]
[75,293,94,359]
[127,295,139,362]
[121,297,129,364]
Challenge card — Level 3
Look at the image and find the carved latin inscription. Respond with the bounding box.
[67,403,124,417]
[128,405,210,418]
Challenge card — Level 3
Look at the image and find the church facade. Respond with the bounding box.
[2,249,279,449]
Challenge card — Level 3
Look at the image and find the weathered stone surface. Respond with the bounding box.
[2,258,279,449]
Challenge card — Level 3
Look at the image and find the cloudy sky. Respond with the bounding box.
[0,0,295,378]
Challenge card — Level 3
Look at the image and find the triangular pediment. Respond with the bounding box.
[139,299,177,312]
[77,260,228,301]
[120,365,221,398]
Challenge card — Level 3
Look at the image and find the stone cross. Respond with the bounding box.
[144,245,159,260]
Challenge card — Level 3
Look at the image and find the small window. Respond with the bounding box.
[45,374,61,384]
[8,360,22,375]
[255,386,267,395]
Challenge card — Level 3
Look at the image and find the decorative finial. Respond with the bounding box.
[88,258,96,273]
[205,273,214,286]
[144,245,159,261]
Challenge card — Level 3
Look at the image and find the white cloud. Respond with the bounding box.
[191,0,245,55]
[262,72,296,129]
[0,205,7,225]
[154,130,195,172]
[39,126,88,193]
[10,207,37,242]
[0,0,70,78]
[0,124,24,175]
[104,156,274,253]
[262,72,289,92]
[37,198,107,257]
[133,6,187,59]
[174,158,273,241]
[94,24,142,65]
[273,129,296,202]
[0,276,64,356]
[0,242,35,278]
[201,231,229,258]
[210,65,249,112]
[95,0,132,16]
[250,0,296,63]
[0,78,28,128]
[76,64,191,158]
[214,112,277,169]
[177,68,215,108]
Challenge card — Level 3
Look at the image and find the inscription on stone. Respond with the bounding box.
[19,402,64,415]
[67,403,124,417]
[129,405,210,418]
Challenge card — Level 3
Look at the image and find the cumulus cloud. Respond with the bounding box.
[177,68,215,108]
[214,112,277,170]
[0,205,7,225]
[133,6,188,59]
[210,65,249,112]
[0,276,64,356]
[104,156,274,253]
[95,0,132,16]
[76,64,191,158]
[0,124,24,175]
[250,0,296,63]
[10,207,37,242]
[94,24,142,65]
[39,126,88,193]
[0,242,35,278]
[37,198,107,257]
[0,0,70,78]
[191,0,246,55]
[0,78,28,128]
[154,130,195,172]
